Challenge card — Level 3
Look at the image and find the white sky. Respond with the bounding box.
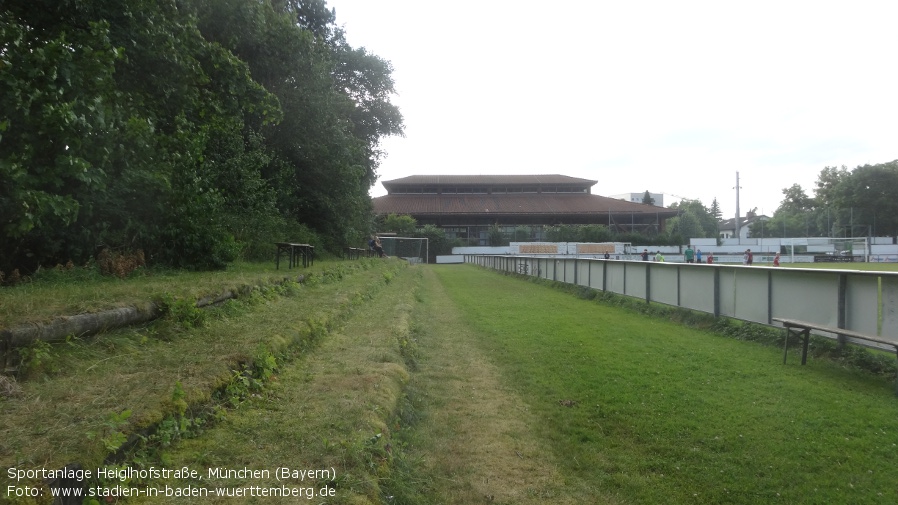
[327,0,898,219]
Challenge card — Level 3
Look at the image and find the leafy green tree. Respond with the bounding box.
[487,224,507,246]
[750,185,818,238]
[414,224,459,263]
[1,0,404,271]
[823,162,898,236]
[382,214,417,236]
[0,6,121,245]
[512,226,532,242]
[666,213,702,242]
[759,161,898,238]
[667,199,717,238]
[546,225,579,242]
[579,224,613,243]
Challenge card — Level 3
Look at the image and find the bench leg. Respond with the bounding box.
[800,329,810,365]
[783,328,790,364]
[783,327,810,365]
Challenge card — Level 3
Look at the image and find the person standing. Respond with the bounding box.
[707,252,714,264]
[641,249,649,261]
[773,252,780,267]
[747,249,754,265]
[696,249,703,263]
[684,245,695,263]
[655,251,665,262]
[743,250,750,265]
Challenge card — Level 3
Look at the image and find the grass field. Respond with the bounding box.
[413,265,898,504]
[3,261,898,504]
[779,261,898,272]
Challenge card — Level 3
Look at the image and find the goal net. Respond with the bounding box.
[379,237,428,264]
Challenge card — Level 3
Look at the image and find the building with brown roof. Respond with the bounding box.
[372,175,678,245]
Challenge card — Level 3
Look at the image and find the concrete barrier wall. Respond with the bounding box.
[463,255,898,344]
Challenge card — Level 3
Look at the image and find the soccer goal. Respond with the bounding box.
[378,236,428,264]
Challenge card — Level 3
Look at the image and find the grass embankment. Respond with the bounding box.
[1,258,407,503]
[0,260,315,328]
[127,265,424,504]
[411,265,898,504]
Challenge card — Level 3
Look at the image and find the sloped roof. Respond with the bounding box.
[372,193,676,217]
[381,174,597,189]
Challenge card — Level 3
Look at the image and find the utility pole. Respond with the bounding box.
[734,171,741,244]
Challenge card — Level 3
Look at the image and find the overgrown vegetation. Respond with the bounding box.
[751,161,898,238]
[1,0,402,274]
[1,258,405,503]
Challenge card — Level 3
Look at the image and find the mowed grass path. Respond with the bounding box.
[428,265,898,504]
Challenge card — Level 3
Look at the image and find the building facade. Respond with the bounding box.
[610,192,665,207]
[372,175,678,245]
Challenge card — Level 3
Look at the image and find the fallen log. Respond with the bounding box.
[0,275,306,368]
[1,302,163,349]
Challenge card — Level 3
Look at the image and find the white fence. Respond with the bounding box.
[464,255,898,349]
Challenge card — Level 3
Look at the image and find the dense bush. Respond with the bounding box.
[0,0,402,273]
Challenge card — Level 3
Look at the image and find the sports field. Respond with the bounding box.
[3,261,897,504]
[392,265,898,504]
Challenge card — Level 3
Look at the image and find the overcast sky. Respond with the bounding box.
[327,0,898,219]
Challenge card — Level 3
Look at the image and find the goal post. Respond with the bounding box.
[378,236,428,264]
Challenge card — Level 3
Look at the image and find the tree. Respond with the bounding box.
[1,0,404,271]
[779,184,815,213]
[641,191,655,205]
[382,214,417,236]
[579,224,613,243]
[666,213,703,242]
[0,5,121,248]
[668,199,717,238]
[488,224,507,246]
[414,224,459,263]
[826,161,898,236]
[709,198,722,222]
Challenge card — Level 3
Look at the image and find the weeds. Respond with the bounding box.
[16,340,55,378]
[159,295,207,329]
[87,409,133,453]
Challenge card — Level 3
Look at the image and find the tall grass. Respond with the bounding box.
[432,265,898,504]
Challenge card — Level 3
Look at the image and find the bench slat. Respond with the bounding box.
[772,318,897,349]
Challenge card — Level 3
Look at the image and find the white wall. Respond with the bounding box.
[467,255,898,347]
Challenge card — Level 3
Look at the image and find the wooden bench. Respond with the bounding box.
[275,242,315,269]
[343,247,372,260]
[773,317,898,394]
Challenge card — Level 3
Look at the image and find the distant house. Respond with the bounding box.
[718,211,770,239]
[371,175,678,246]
